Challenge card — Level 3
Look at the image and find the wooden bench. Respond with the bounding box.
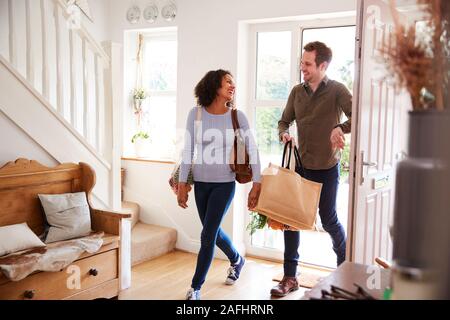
[0,158,131,300]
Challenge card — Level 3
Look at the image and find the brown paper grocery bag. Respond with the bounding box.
[253,157,322,230]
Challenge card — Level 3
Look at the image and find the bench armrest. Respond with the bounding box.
[91,209,132,235]
[93,209,132,219]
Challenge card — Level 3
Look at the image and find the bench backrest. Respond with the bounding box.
[0,158,95,236]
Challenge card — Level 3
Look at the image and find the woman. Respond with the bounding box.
[178,69,261,300]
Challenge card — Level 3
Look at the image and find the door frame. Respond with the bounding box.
[346,0,364,263]
[244,15,357,264]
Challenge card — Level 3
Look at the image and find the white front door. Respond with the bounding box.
[348,0,411,265]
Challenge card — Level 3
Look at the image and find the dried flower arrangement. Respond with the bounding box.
[383,0,449,110]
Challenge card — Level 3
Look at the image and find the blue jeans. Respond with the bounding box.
[284,163,347,276]
[191,181,240,290]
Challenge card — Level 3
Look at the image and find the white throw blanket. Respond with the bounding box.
[0,232,104,281]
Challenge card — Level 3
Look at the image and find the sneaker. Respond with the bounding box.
[185,288,200,300]
[225,256,245,285]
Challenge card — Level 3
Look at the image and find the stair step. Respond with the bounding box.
[121,201,140,229]
[131,222,177,266]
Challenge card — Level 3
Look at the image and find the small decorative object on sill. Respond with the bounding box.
[382,0,449,300]
[131,131,151,158]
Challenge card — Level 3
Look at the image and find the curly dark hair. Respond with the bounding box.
[194,69,232,107]
[304,41,333,66]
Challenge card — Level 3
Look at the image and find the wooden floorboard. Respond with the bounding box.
[119,250,330,300]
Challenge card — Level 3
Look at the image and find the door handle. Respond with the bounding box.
[360,151,377,185]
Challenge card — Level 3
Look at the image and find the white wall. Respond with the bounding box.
[82,0,110,42]
[0,111,58,167]
[117,0,357,257]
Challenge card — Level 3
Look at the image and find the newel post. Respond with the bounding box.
[102,41,123,211]
[102,41,131,290]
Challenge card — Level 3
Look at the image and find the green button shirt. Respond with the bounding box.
[278,77,352,170]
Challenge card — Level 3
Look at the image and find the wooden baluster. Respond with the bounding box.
[82,38,89,141]
[54,3,65,116]
[40,0,49,99]
[95,55,105,154]
[8,0,17,67]
[69,29,78,130]
[94,55,100,151]
[25,0,35,85]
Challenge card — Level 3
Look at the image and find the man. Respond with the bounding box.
[271,41,352,297]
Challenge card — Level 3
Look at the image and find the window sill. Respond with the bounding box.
[121,157,175,165]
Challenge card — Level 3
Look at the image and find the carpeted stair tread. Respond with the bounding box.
[131,222,177,266]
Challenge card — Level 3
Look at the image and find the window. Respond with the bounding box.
[250,29,297,256]
[254,31,294,168]
[124,30,178,160]
[256,31,291,101]
[140,32,177,160]
[301,26,355,91]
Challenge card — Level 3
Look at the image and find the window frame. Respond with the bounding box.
[245,17,356,263]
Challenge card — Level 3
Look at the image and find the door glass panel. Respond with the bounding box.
[256,31,291,100]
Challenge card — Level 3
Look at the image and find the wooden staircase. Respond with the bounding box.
[0,0,122,209]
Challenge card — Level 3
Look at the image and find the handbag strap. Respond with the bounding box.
[230,108,247,166]
[231,108,241,133]
[194,106,202,144]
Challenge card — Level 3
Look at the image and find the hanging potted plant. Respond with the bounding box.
[132,88,148,127]
[383,0,449,299]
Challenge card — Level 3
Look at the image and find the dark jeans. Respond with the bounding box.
[284,163,347,277]
[191,181,240,290]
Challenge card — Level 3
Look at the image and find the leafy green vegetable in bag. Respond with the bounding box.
[246,212,268,235]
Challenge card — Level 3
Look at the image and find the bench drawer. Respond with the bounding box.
[0,249,118,300]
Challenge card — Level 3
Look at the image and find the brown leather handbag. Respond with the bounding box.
[229,108,253,184]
